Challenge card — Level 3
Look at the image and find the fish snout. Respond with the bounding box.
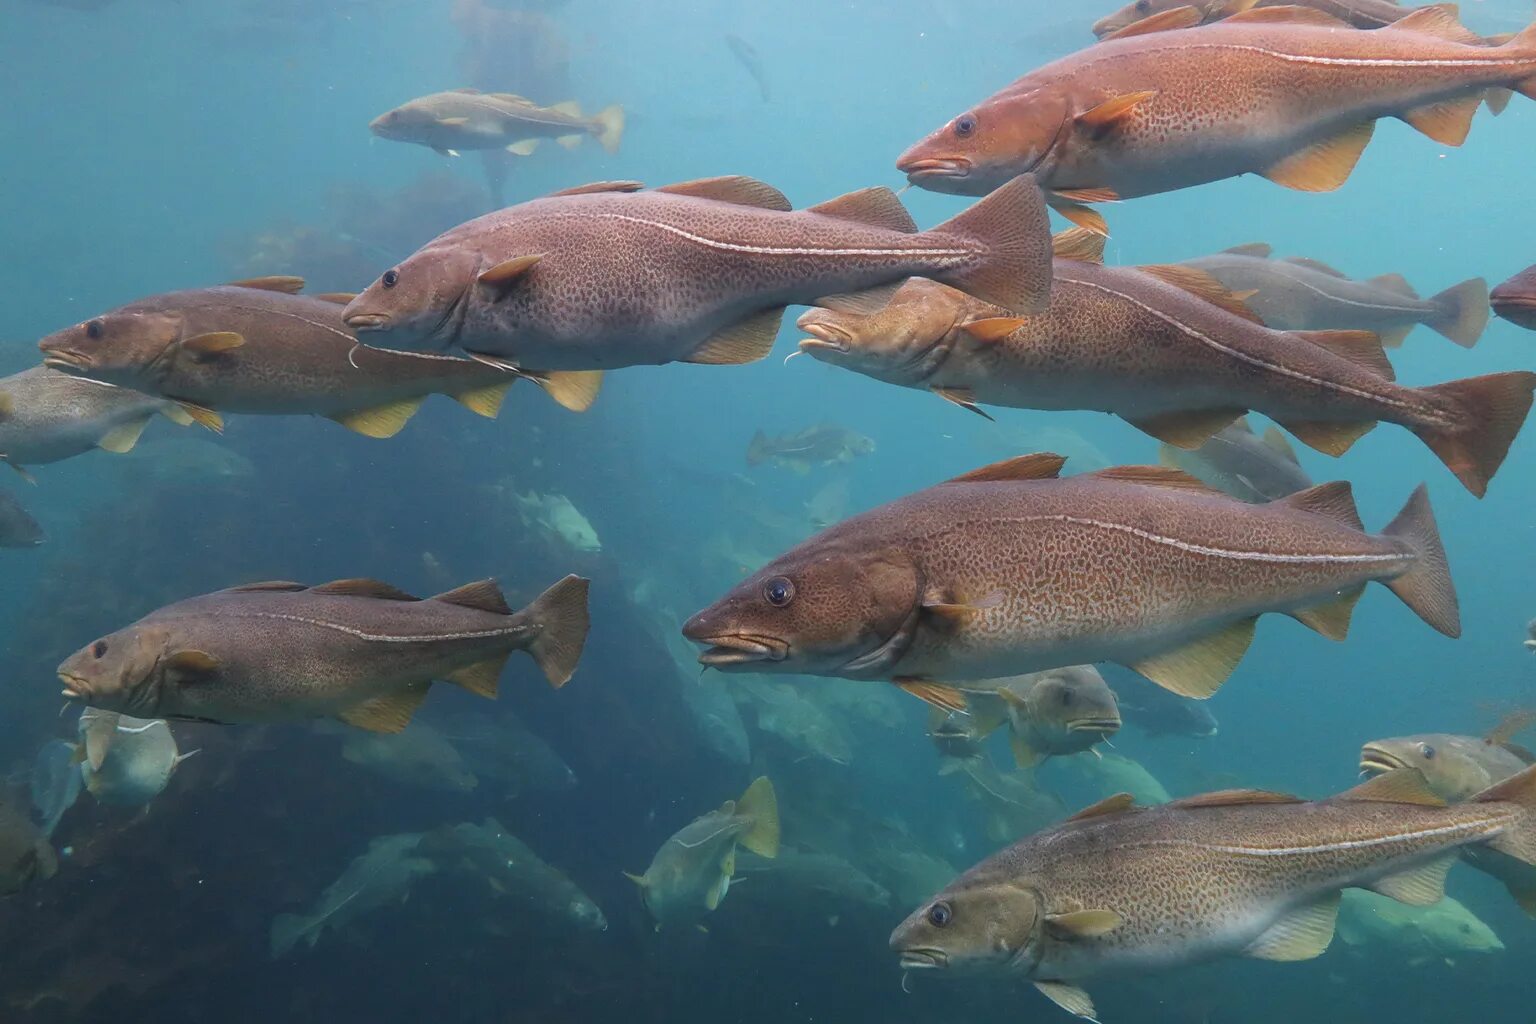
[1090,13,1127,37]
[58,671,91,703]
[895,947,949,970]
[795,315,853,355]
[39,348,90,374]
[683,612,788,667]
[343,311,391,332]
[1068,715,1122,735]
[896,154,973,186]
[1358,745,1408,776]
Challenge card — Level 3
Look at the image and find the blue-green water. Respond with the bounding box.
[1,0,1534,1020]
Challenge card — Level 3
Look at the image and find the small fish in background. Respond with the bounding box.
[986,666,1122,767]
[436,709,578,797]
[0,491,43,548]
[1360,713,1535,802]
[57,575,590,734]
[804,477,851,530]
[1160,419,1313,503]
[949,754,1068,844]
[929,708,988,765]
[370,89,623,159]
[513,491,601,553]
[1491,264,1536,330]
[736,677,854,766]
[0,367,192,480]
[891,766,1536,1022]
[626,777,779,929]
[77,709,198,808]
[1527,619,1536,653]
[1337,889,1505,964]
[1112,676,1220,739]
[1060,750,1172,806]
[114,437,257,486]
[724,34,771,102]
[29,740,82,839]
[338,721,478,793]
[418,818,607,931]
[269,832,434,957]
[1182,243,1488,347]
[1093,0,1439,38]
[736,848,893,911]
[0,801,57,896]
[746,425,875,474]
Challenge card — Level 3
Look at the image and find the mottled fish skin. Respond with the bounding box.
[1094,0,1429,38]
[1492,264,1536,330]
[1161,420,1313,503]
[0,491,44,547]
[341,175,1053,370]
[0,367,182,468]
[1361,733,1534,802]
[370,89,623,155]
[899,15,1536,202]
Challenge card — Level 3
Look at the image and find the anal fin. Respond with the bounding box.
[444,654,510,699]
[452,381,513,419]
[327,397,425,439]
[686,308,784,364]
[1262,122,1375,192]
[1369,851,1458,906]
[1125,408,1245,449]
[336,681,431,734]
[1128,617,1257,698]
[97,417,151,454]
[1244,892,1340,961]
[1287,584,1365,641]
[1276,418,1376,457]
[1402,95,1482,147]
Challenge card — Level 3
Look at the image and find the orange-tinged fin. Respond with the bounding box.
[1167,789,1302,809]
[1128,617,1257,699]
[524,369,602,412]
[593,104,624,154]
[1276,418,1375,457]
[432,579,512,614]
[328,397,424,439]
[1051,227,1105,264]
[1075,91,1159,135]
[444,655,509,699]
[1338,767,1447,806]
[1284,256,1346,278]
[1402,94,1482,146]
[1288,584,1365,642]
[1135,264,1263,323]
[944,452,1065,484]
[1410,371,1536,497]
[547,180,644,197]
[1425,278,1488,347]
[452,381,512,419]
[1048,198,1109,237]
[522,574,590,688]
[476,254,543,292]
[931,386,995,420]
[806,187,917,232]
[1244,892,1340,961]
[182,331,246,358]
[1125,408,1246,449]
[815,281,904,315]
[97,417,150,454]
[922,590,1005,623]
[685,307,784,364]
[929,173,1054,315]
[1370,851,1458,906]
[1010,731,1042,768]
[1223,242,1273,258]
[1292,329,1394,380]
[1227,4,1350,27]
[336,680,431,734]
[1261,122,1375,192]
[1388,3,1483,44]
[1066,792,1136,822]
[1276,481,1361,529]
[1052,187,1120,204]
[735,776,780,858]
[894,679,968,712]
[1089,464,1224,494]
[310,578,420,600]
[1380,484,1460,637]
[312,292,357,304]
[961,317,1027,342]
[1485,87,1514,115]
[226,581,308,593]
[1260,426,1301,464]
[1101,7,1200,38]
[1366,271,1416,298]
[227,275,305,293]
[1487,710,1536,747]
[1034,982,1097,1022]
[178,402,224,433]
[1044,909,1123,939]
[655,175,790,210]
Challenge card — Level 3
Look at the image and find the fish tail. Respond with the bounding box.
[1469,764,1536,915]
[927,174,1054,316]
[1424,278,1489,347]
[1378,484,1459,638]
[594,105,625,154]
[1410,371,1536,497]
[734,776,780,858]
[521,574,591,688]
[746,430,769,465]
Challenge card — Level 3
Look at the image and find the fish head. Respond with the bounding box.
[57,624,215,719]
[796,280,975,385]
[342,244,478,351]
[1091,0,1183,38]
[1024,667,1122,743]
[569,896,608,931]
[39,311,185,389]
[891,878,1044,976]
[1418,901,1504,954]
[1491,266,1536,331]
[684,543,922,677]
[368,101,440,143]
[898,90,1071,197]
[1358,734,1488,803]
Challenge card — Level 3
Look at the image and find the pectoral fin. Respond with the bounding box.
[685,307,784,364]
[1048,199,1109,237]
[97,417,150,454]
[1128,617,1257,698]
[436,116,469,126]
[327,397,425,439]
[893,678,968,713]
[704,870,730,911]
[960,317,1027,342]
[1034,981,1098,1021]
[1045,909,1123,939]
[477,254,543,292]
[182,332,246,359]
[1244,892,1340,961]
[1075,91,1159,133]
[178,402,225,433]
[1261,122,1375,192]
[931,386,995,420]
[335,681,431,734]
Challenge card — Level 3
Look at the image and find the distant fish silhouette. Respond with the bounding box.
[725,34,771,102]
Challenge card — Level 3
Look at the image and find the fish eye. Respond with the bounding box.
[763,576,795,608]
[1419,743,1436,760]
[927,901,953,928]
[92,640,108,659]
[382,269,400,289]
[953,114,977,138]
[85,319,104,341]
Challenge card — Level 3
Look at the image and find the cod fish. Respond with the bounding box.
[57,575,590,734]
[370,89,623,159]
[746,423,875,473]
[1112,676,1220,738]
[989,667,1122,767]
[77,709,197,808]
[626,776,780,929]
[270,832,433,957]
[684,453,1459,711]
[340,721,478,792]
[1094,0,1440,38]
[1361,715,1535,802]
[0,801,57,896]
[890,767,1536,1021]
[1492,264,1536,330]
[898,7,1536,232]
[420,818,607,931]
[1185,243,1487,347]
[737,677,854,765]
[737,849,893,910]
[0,491,44,548]
[1160,419,1312,503]
[1337,889,1504,963]
[0,366,190,477]
[30,740,82,839]
[38,277,600,433]
[797,235,1536,497]
[341,173,1054,375]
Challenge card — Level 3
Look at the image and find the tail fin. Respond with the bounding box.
[1380,485,1460,638]
[735,776,780,858]
[594,105,625,154]
[1411,371,1536,497]
[269,914,315,958]
[1503,23,1536,100]
[746,430,770,465]
[1424,278,1489,347]
[1470,764,1536,914]
[521,575,591,688]
[928,174,1054,315]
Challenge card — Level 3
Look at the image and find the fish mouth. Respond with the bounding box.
[797,320,853,355]
[1068,717,1122,734]
[897,156,973,183]
[1359,746,1408,776]
[692,634,789,667]
[58,671,90,702]
[1090,15,1125,37]
[343,312,391,332]
[41,351,89,374]
[898,948,949,970]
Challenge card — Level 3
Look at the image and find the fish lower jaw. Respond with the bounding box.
[898,949,948,970]
[57,672,89,702]
[41,354,88,374]
[1358,750,1408,775]
[898,158,972,183]
[694,635,788,668]
[1068,719,1122,734]
[342,313,391,331]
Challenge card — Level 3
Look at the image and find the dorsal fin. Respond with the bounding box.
[1167,789,1303,809]
[1226,5,1350,27]
[1223,243,1273,258]
[654,176,790,210]
[1387,4,1482,44]
[1101,6,1201,39]
[432,579,513,615]
[1487,710,1536,747]
[310,579,420,601]
[1051,228,1105,264]
[1136,264,1263,323]
[1336,768,1446,806]
[226,275,305,293]
[1088,465,1226,494]
[1366,272,1418,298]
[547,180,644,198]
[1274,481,1363,530]
[806,187,917,232]
[1283,256,1347,278]
[943,453,1065,485]
[224,581,308,593]
[1066,793,1136,822]
[1291,330,1394,380]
